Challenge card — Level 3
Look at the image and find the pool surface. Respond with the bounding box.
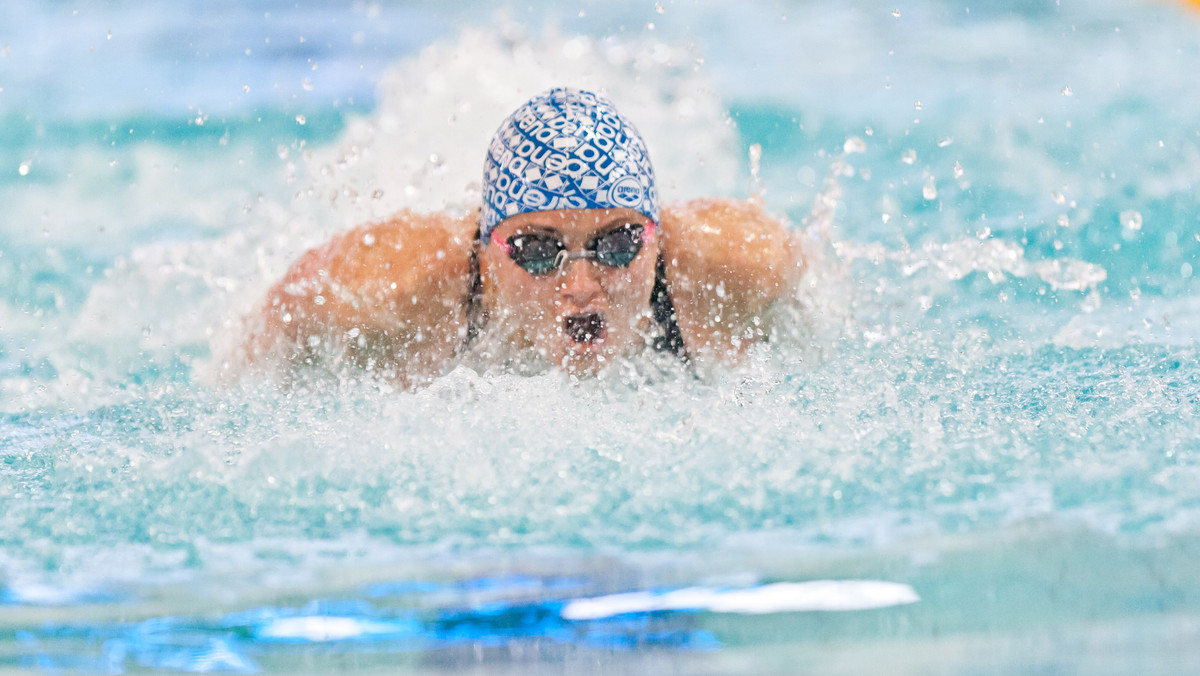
[4,1,1200,673]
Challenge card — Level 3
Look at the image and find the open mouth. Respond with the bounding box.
[563,312,607,344]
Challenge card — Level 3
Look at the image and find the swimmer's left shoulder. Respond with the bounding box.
[658,198,806,362]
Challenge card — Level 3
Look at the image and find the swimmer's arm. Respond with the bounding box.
[659,198,806,364]
[241,210,476,386]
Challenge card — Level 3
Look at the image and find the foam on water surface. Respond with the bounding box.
[4,1,1200,673]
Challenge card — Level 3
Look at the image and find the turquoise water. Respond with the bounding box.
[4,1,1200,673]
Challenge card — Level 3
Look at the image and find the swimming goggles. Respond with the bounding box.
[494,222,648,276]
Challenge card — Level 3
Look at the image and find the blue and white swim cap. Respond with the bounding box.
[481,87,659,242]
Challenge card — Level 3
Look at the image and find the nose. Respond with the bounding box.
[559,258,602,308]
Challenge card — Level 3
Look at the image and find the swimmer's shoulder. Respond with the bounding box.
[243,209,476,386]
[659,198,806,363]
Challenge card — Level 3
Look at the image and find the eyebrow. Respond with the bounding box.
[598,216,641,231]
[512,217,641,239]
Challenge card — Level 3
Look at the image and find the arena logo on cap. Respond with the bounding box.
[609,175,644,209]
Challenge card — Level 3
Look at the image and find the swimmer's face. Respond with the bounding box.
[480,208,660,373]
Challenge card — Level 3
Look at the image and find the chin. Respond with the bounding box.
[557,333,642,375]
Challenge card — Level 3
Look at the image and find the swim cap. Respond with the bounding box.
[480,87,659,242]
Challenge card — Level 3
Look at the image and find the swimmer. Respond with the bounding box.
[242,87,808,387]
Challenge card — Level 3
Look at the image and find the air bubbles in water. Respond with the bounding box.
[1057,214,1070,227]
[1060,86,1073,96]
[922,178,937,200]
[1120,210,1143,232]
[953,161,964,179]
[295,115,307,125]
[901,149,917,165]
[937,137,953,147]
[892,9,902,17]
[843,137,867,154]
[302,79,313,91]
[18,161,30,176]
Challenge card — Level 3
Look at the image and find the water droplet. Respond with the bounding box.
[106,30,112,40]
[937,137,953,147]
[1051,191,1066,205]
[362,233,376,246]
[18,161,29,176]
[1057,214,1070,227]
[646,22,655,30]
[976,226,991,239]
[277,145,289,160]
[843,136,867,154]
[892,8,901,17]
[295,114,307,125]
[655,2,665,12]
[1182,262,1193,279]
[307,335,321,348]
[313,295,326,306]
[865,126,874,136]
[1060,86,1073,96]
[901,149,917,165]
[242,84,250,93]
[922,179,937,200]
[882,213,891,223]
[302,78,313,91]
[953,161,964,179]
[1120,209,1143,231]
[914,100,923,111]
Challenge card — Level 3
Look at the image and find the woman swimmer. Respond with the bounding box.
[242,87,807,386]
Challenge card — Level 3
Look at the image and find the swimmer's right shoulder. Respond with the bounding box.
[242,209,477,387]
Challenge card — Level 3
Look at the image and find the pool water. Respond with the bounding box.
[4,0,1200,673]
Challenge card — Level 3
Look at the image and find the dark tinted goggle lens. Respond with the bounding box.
[506,222,645,276]
[506,233,563,275]
[592,223,644,267]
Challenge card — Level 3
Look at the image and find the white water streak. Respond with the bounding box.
[560,580,920,620]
